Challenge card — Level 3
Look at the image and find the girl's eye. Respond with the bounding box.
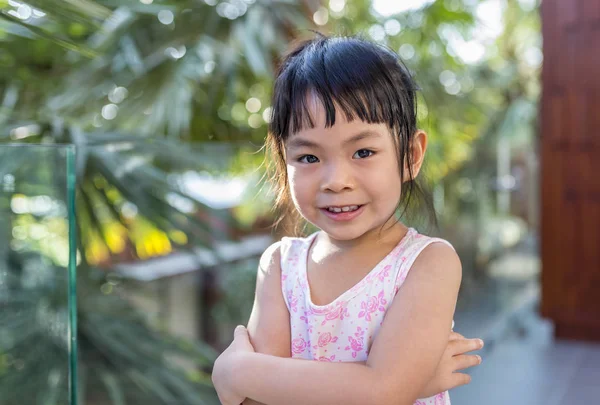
[353,149,374,159]
[298,155,319,164]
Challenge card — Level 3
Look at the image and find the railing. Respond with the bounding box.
[0,145,77,404]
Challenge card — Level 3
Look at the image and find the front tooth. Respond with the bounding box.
[333,207,342,213]
[342,206,350,212]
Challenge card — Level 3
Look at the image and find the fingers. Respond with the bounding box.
[450,337,484,354]
[449,331,465,340]
[449,372,472,388]
[234,325,248,340]
[452,354,482,371]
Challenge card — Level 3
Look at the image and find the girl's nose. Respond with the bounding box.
[320,163,354,193]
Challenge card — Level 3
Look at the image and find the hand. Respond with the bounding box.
[419,331,483,398]
[212,325,256,405]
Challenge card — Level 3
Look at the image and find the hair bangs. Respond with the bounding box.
[270,36,418,140]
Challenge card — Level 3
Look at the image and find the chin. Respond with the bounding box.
[316,222,371,242]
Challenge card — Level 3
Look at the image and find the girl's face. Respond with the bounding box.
[285,102,421,243]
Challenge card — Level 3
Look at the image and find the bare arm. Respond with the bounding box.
[238,242,375,404]
[241,242,290,405]
[229,243,462,405]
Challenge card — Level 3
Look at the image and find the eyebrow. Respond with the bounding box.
[286,130,382,150]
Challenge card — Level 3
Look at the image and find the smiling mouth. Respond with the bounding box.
[322,205,362,213]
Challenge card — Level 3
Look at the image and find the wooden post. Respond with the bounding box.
[540,0,600,341]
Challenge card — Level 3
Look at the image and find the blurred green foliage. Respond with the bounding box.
[0,0,541,403]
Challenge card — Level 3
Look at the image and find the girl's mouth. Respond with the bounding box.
[320,204,364,221]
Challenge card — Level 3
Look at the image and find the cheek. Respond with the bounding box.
[391,174,403,202]
[384,159,403,197]
[377,176,402,196]
[286,166,311,203]
[362,165,402,204]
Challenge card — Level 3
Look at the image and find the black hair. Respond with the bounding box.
[265,33,436,235]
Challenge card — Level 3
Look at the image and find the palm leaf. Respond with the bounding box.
[0,1,314,404]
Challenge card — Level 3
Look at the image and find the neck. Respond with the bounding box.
[316,220,408,256]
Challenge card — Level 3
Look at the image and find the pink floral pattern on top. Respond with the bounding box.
[358,290,387,321]
[287,290,298,313]
[415,392,451,405]
[280,228,455,405]
[377,264,392,282]
[320,303,350,326]
[291,337,307,355]
[345,326,366,358]
[318,332,338,347]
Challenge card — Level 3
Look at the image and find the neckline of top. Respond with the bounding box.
[300,227,416,311]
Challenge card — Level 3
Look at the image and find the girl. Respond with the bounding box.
[212,34,484,405]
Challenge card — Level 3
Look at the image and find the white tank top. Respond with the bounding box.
[280,227,454,405]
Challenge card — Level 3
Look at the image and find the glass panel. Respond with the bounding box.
[0,145,77,405]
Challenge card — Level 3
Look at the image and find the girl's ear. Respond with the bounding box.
[403,130,428,182]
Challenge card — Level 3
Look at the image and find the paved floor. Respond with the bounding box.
[450,278,600,405]
[450,327,600,404]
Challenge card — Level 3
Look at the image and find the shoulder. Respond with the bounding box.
[259,240,282,268]
[367,239,462,402]
[257,232,311,275]
[248,241,292,357]
[259,232,319,280]
[253,241,287,315]
[258,241,283,279]
[409,239,462,289]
